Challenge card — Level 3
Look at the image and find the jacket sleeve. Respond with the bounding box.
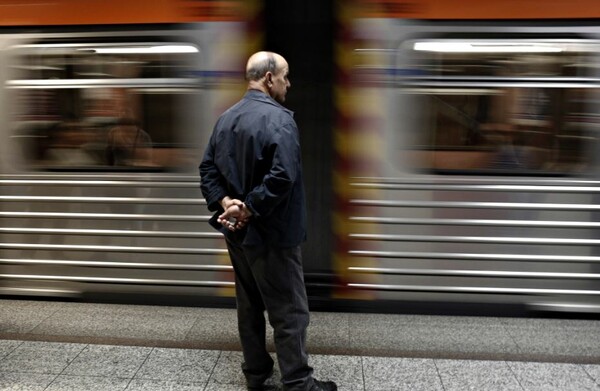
[244,122,300,217]
[199,131,227,212]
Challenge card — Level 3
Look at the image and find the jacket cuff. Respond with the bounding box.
[206,191,227,212]
[244,199,260,217]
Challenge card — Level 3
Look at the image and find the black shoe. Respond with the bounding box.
[247,385,279,391]
[247,368,276,390]
[310,379,337,391]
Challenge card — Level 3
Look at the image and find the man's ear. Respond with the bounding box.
[265,72,273,87]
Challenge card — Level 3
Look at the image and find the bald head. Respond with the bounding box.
[246,51,291,103]
[246,51,285,81]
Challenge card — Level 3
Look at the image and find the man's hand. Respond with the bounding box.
[218,199,253,231]
[220,196,241,211]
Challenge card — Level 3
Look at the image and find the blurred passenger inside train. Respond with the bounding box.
[43,120,100,167]
[105,117,153,167]
[485,123,535,170]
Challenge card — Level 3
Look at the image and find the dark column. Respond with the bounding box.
[264,0,335,300]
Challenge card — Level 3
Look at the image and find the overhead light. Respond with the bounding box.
[404,88,501,95]
[85,45,199,54]
[413,41,563,53]
[11,65,63,70]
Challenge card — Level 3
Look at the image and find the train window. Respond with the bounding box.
[401,39,600,175]
[9,41,202,172]
[10,42,199,80]
[410,39,596,77]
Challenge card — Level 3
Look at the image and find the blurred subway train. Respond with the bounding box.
[2,0,600,315]
[0,0,257,305]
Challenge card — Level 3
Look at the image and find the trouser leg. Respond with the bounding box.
[244,245,314,391]
[226,239,274,386]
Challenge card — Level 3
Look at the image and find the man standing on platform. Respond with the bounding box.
[199,51,337,391]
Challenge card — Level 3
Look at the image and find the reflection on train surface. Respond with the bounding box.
[2,0,600,315]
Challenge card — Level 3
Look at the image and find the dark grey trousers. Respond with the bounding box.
[225,239,314,391]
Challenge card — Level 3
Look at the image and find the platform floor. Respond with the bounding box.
[1,299,600,390]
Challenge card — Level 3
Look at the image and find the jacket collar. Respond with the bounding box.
[244,89,294,117]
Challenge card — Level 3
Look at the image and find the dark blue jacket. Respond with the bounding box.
[199,89,307,247]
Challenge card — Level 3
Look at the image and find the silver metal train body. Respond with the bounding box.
[1,15,600,314]
[341,19,600,312]
[0,24,245,300]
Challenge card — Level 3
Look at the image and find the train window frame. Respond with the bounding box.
[8,38,203,173]
[398,36,600,177]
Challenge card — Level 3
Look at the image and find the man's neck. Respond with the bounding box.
[247,81,269,97]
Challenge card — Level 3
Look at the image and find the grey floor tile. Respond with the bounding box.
[184,308,241,349]
[126,379,207,390]
[204,383,251,391]
[45,375,130,391]
[209,351,360,390]
[561,320,600,358]
[307,312,351,353]
[435,359,523,391]
[348,314,420,354]
[582,364,600,385]
[62,344,152,378]
[0,372,57,391]
[209,350,280,387]
[0,299,64,334]
[505,318,600,359]
[507,361,599,391]
[204,351,246,385]
[350,314,518,358]
[30,303,200,341]
[309,354,364,391]
[363,356,444,391]
[134,347,220,383]
[0,341,87,375]
[0,340,23,359]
